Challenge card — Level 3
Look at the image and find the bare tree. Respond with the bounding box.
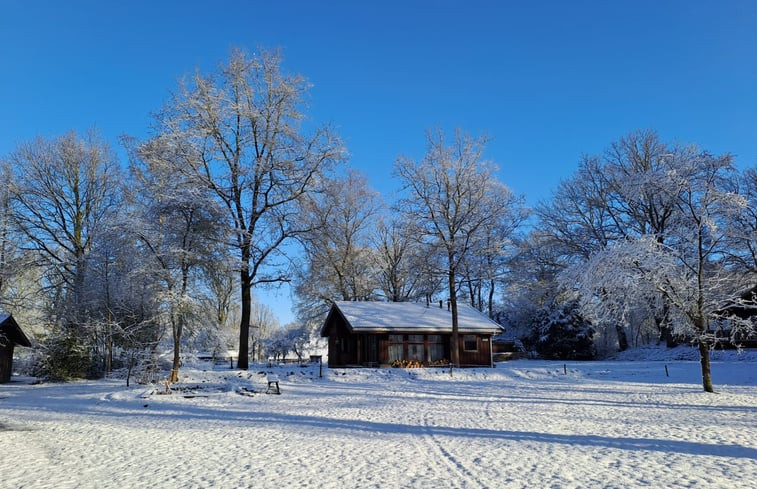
[724,167,757,275]
[460,201,528,317]
[537,131,692,349]
[395,129,518,368]
[86,232,164,381]
[0,163,17,298]
[566,150,748,392]
[147,48,345,369]
[0,162,37,316]
[535,156,620,263]
[242,302,276,363]
[9,130,120,330]
[372,217,439,302]
[198,264,240,357]
[295,170,380,313]
[126,150,226,382]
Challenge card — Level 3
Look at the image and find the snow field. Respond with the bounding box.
[1,353,755,488]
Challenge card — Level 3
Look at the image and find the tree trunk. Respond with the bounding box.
[695,234,713,393]
[698,340,714,393]
[238,268,252,370]
[656,302,677,347]
[615,324,629,352]
[105,333,113,374]
[448,265,460,369]
[104,261,113,375]
[126,352,135,387]
[488,279,495,319]
[467,278,475,309]
[170,318,181,383]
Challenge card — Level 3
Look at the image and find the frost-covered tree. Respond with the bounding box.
[565,150,749,392]
[147,48,345,369]
[84,230,164,380]
[537,131,709,349]
[249,302,278,363]
[7,130,121,378]
[9,130,121,325]
[0,162,39,320]
[126,149,227,382]
[459,203,528,318]
[521,299,595,360]
[195,265,240,358]
[284,321,313,363]
[724,167,757,274]
[294,171,380,322]
[0,163,19,299]
[395,129,519,368]
[372,217,442,303]
[562,240,667,356]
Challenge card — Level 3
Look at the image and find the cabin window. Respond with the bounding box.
[407,335,424,362]
[388,335,404,362]
[463,335,478,352]
[427,335,445,362]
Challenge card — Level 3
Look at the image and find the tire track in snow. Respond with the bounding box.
[385,386,484,488]
[416,408,488,489]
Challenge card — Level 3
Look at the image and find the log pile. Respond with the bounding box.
[391,359,423,368]
[391,358,449,368]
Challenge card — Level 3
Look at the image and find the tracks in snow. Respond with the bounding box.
[383,383,489,489]
[420,410,487,489]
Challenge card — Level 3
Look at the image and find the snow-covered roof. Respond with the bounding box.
[0,313,31,347]
[327,301,503,335]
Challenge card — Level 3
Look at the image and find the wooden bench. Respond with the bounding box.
[266,374,281,394]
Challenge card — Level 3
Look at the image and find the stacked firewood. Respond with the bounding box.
[390,359,424,368]
[390,359,450,368]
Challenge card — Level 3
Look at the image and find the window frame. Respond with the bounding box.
[463,334,478,352]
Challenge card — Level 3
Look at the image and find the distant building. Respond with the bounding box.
[0,314,32,383]
[320,301,502,368]
[713,285,757,348]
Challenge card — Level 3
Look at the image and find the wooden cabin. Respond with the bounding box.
[0,314,32,383]
[320,301,503,368]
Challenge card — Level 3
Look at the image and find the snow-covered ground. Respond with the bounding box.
[1,347,756,489]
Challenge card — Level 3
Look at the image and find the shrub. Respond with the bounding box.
[522,300,595,360]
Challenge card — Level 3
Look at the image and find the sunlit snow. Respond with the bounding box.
[1,347,755,488]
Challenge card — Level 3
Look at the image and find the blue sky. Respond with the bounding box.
[2,1,756,324]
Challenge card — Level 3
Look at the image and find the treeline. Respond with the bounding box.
[293,127,755,392]
[1,48,345,381]
[1,48,754,392]
[508,131,756,391]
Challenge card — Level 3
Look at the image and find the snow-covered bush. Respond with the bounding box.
[521,300,595,360]
[32,329,95,380]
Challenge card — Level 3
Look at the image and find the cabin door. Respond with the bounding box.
[365,335,378,366]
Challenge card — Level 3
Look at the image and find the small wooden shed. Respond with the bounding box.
[0,314,32,383]
[320,301,503,368]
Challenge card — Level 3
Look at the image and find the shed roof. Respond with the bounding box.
[0,314,32,347]
[322,301,503,336]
